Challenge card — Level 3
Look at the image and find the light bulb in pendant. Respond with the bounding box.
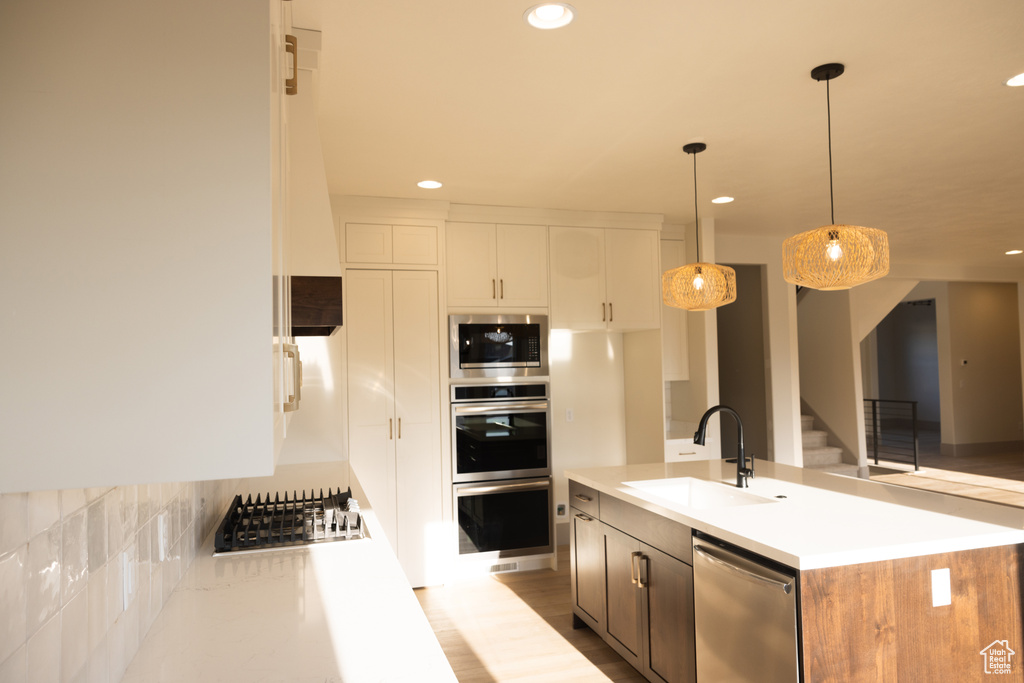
[825,230,843,261]
[693,266,704,290]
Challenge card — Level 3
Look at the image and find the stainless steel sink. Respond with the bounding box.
[623,477,777,509]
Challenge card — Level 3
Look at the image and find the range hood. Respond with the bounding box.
[288,29,342,336]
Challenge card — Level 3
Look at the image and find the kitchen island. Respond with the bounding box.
[121,465,456,683]
[568,459,1024,682]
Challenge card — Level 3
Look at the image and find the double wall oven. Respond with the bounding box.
[450,315,553,560]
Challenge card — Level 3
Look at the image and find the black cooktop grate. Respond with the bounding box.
[213,487,363,554]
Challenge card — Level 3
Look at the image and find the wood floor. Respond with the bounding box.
[415,547,645,683]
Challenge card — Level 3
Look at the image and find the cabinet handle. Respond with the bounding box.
[492,279,496,299]
[574,513,594,522]
[500,279,504,299]
[284,35,298,95]
[397,417,402,439]
[602,303,606,322]
[389,418,393,440]
[609,302,613,322]
[638,554,648,589]
[630,551,642,586]
[573,493,592,503]
[283,343,301,412]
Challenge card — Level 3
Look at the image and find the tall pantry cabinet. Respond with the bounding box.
[346,269,443,587]
[0,0,295,493]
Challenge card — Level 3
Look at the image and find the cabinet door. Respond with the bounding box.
[549,227,606,329]
[603,523,643,668]
[605,229,661,331]
[570,509,605,630]
[392,225,438,265]
[392,271,443,587]
[641,543,697,683]
[345,270,398,544]
[345,223,393,263]
[496,224,548,307]
[660,240,690,381]
[446,222,498,306]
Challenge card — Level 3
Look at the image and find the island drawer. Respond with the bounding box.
[601,494,692,565]
[568,480,599,517]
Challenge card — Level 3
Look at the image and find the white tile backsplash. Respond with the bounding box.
[0,478,238,683]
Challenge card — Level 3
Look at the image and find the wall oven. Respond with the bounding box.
[451,382,553,558]
[449,314,548,379]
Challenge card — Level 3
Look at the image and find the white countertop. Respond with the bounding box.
[121,466,456,683]
[567,460,1024,570]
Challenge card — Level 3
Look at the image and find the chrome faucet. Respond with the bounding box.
[693,405,754,488]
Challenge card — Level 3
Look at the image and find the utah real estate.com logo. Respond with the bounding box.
[980,640,1015,675]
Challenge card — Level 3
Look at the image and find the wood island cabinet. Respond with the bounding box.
[549,227,660,331]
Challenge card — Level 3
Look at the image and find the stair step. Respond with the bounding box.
[801,430,828,448]
[803,446,843,467]
[807,463,862,478]
[800,415,814,432]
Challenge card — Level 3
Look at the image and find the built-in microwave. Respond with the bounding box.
[449,314,548,379]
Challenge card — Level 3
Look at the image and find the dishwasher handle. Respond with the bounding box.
[693,544,793,594]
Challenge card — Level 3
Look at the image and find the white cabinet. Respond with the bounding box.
[549,227,660,331]
[346,269,443,587]
[660,240,690,381]
[345,223,438,265]
[0,0,293,493]
[445,222,548,308]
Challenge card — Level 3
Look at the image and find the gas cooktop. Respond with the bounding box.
[213,487,365,555]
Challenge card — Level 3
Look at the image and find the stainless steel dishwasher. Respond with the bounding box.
[691,533,800,682]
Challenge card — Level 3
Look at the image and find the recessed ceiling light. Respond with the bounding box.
[1006,249,1023,255]
[1006,73,1024,87]
[711,196,735,204]
[524,3,575,29]
[417,180,442,189]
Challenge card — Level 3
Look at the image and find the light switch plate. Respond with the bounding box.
[931,567,951,606]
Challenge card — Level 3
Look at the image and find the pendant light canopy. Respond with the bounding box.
[663,143,737,311]
[782,64,889,291]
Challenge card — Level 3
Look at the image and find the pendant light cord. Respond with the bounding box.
[693,151,700,261]
[827,78,835,225]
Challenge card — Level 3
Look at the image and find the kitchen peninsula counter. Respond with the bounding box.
[567,459,1024,569]
[121,466,456,683]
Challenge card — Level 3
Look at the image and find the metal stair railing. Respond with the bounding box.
[863,399,919,470]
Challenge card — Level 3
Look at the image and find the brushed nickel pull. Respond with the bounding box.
[638,555,648,589]
[389,418,393,440]
[574,493,592,503]
[397,417,402,439]
[285,35,298,95]
[500,279,504,299]
[574,513,593,522]
[602,303,606,322]
[283,343,300,412]
[609,302,613,322]
[492,279,496,299]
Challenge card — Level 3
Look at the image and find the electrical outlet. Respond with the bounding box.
[556,503,566,517]
[566,409,574,423]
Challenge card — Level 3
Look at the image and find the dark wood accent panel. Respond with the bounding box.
[291,276,343,334]
[600,494,692,565]
[603,523,643,668]
[643,543,697,683]
[570,511,605,630]
[569,479,600,518]
[801,544,1024,682]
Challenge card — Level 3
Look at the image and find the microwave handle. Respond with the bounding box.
[453,401,549,415]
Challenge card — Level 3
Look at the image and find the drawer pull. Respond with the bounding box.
[574,493,593,503]
[284,35,298,95]
[574,513,594,522]
[630,551,642,586]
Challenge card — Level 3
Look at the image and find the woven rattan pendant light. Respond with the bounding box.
[662,143,737,311]
[783,64,889,290]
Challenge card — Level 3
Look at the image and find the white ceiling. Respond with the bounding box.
[296,0,1024,270]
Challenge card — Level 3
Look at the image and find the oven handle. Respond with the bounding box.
[455,479,551,496]
[452,401,549,415]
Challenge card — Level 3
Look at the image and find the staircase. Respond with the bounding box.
[801,415,860,477]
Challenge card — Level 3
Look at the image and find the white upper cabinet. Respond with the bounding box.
[0,0,293,493]
[660,240,690,381]
[550,227,661,331]
[345,223,438,265]
[446,222,548,308]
